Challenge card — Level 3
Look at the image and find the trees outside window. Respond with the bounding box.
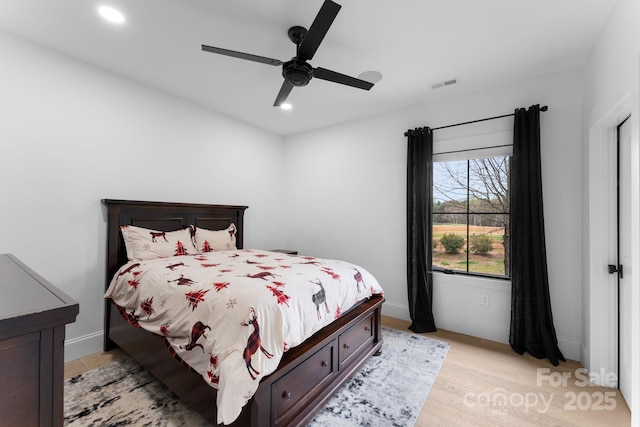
[432,155,510,278]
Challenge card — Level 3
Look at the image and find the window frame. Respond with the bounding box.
[432,151,511,281]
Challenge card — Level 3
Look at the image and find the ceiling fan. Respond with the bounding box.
[201,0,374,107]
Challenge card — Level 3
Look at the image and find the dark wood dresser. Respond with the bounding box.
[0,254,79,427]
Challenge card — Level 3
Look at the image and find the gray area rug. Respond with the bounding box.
[64,327,449,426]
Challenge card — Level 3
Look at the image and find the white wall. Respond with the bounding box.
[0,31,286,361]
[581,0,640,423]
[283,70,584,360]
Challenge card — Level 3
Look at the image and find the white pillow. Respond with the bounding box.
[193,223,237,252]
[120,225,198,261]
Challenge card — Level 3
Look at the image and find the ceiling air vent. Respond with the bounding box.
[430,78,458,89]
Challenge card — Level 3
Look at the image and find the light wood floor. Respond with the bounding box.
[65,316,631,426]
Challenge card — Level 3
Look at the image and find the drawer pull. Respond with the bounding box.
[343,343,350,350]
[321,360,328,368]
[282,391,292,401]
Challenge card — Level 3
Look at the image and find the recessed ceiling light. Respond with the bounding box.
[98,6,125,24]
[280,103,292,110]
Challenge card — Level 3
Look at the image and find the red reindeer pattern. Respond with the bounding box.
[118,263,140,277]
[243,271,279,281]
[150,231,168,242]
[241,307,273,380]
[166,262,185,271]
[180,321,210,352]
[168,274,195,286]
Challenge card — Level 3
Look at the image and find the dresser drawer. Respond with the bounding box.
[272,341,335,425]
[338,313,374,368]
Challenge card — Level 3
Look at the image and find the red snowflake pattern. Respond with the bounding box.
[185,289,210,311]
[160,324,170,335]
[127,279,140,289]
[271,281,286,288]
[257,266,276,270]
[201,263,220,268]
[335,306,342,319]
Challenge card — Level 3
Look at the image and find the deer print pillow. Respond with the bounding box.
[192,223,237,252]
[120,225,199,261]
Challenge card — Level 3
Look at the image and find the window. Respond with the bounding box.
[432,154,510,278]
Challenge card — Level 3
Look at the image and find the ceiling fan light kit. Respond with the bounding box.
[201,0,374,107]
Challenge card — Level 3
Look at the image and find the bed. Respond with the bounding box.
[102,199,385,426]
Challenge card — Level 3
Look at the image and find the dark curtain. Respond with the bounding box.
[406,127,437,333]
[509,104,565,366]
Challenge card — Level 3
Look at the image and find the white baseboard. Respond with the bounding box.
[434,311,581,361]
[434,311,510,344]
[65,331,104,363]
[556,336,582,363]
[381,301,410,321]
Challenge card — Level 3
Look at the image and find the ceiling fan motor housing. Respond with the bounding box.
[282,59,313,86]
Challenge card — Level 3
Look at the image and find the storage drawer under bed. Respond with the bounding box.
[338,312,374,369]
[271,341,335,425]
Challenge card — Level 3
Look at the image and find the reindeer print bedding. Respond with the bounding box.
[104,249,384,425]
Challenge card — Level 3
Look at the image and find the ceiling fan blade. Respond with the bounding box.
[202,45,283,66]
[297,0,341,61]
[273,81,294,107]
[313,67,374,90]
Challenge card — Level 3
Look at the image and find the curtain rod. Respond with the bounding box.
[404,105,548,136]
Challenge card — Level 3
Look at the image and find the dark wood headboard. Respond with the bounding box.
[101,199,248,287]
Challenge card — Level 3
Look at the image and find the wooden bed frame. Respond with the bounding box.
[102,199,384,426]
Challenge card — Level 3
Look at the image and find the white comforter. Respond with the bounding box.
[105,249,384,424]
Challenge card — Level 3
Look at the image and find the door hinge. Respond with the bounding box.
[608,264,624,278]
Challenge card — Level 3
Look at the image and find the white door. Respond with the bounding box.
[618,116,632,405]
